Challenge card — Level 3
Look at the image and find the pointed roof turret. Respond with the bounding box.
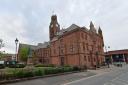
[89,21,96,33]
[98,26,102,36]
[90,21,94,28]
[98,26,104,46]
[51,14,57,22]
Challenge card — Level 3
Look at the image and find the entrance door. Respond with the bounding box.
[60,57,64,66]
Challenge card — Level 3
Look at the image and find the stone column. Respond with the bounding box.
[123,54,126,64]
[110,55,113,64]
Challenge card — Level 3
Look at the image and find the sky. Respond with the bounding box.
[0,0,128,53]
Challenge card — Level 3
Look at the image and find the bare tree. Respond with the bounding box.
[0,39,4,60]
[0,39,4,49]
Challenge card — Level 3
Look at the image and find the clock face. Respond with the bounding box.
[56,24,58,27]
[51,24,53,28]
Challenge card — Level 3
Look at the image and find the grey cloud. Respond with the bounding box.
[0,0,128,53]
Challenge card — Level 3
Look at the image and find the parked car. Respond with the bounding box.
[0,61,5,69]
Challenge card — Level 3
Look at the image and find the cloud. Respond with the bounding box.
[0,0,128,53]
[0,14,28,53]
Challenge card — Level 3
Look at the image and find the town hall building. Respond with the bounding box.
[18,15,105,68]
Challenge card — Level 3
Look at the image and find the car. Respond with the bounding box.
[0,61,5,69]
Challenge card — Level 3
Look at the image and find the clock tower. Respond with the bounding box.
[49,15,60,40]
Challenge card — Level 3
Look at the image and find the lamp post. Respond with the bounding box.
[105,46,110,68]
[15,38,18,62]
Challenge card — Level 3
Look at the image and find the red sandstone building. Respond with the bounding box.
[18,15,105,68]
[49,15,104,68]
[1,54,15,62]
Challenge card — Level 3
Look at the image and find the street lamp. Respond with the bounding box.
[105,46,110,68]
[15,38,18,61]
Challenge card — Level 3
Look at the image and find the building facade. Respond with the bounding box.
[1,54,15,62]
[18,42,50,65]
[18,15,105,68]
[49,15,104,68]
[34,43,50,64]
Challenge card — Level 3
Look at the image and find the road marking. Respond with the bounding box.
[113,80,127,85]
[118,79,128,83]
[110,70,128,85]
[62,72,108,85]
[62,66,127,85]
[104,82,115,85]
[111,78,128,85]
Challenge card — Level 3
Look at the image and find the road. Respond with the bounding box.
[64,65,128,85]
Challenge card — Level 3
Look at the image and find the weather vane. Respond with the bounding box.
[52,10,55,15]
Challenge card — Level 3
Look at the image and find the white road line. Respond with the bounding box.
[62,72,108,85]
[62,66,125,85]
[118,79,128,83]
[104,82,115,85]
[111,79,128,85]
[110,70,128,85]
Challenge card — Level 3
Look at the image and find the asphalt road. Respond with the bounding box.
[5,71,95,85]
[63,65,128,85]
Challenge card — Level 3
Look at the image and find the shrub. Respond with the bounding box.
[44,67,74,75]
[63,67,73,72]
[16,64,26,68]
[8,65,16,68]
[0,64,5,69]
[24,71,34,77]
[35,64,44,67]
[35,64,54,67]
[44,68,55,75]
[8,64,25,68]
[12,69,34,78]
[73,66,81,71]
[1,66,75,80]
[47,64,55,67]
[34,69,44,76]
[15,70,24,78]
[63,65,71,67]
[0,72,15,80]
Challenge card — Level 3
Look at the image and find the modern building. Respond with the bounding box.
[18,15,105,68]
[105,49,128,64]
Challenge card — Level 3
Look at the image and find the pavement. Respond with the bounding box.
[4,64,128,85]
[63,65,128,85]
[88,65,122,74]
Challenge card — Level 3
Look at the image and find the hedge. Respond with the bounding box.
[34,64,55,67]
[0,66,81,81]
[0,64,5,69]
